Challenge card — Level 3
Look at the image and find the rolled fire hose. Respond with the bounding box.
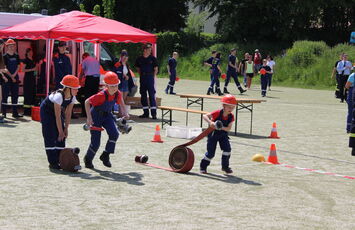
[136,126,215,173]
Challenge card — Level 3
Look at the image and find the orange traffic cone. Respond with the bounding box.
[268,122,280,138]
[267,144,279,164]
[151,125,164,143]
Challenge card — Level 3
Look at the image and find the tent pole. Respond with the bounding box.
[45,39,54,95]
[152,43,157,57]
[94,42,101,61]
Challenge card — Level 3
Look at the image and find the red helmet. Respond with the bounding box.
[221,94,237,105]
[5,39,16,46]
[60,75,80,89]
[104,71,120,86]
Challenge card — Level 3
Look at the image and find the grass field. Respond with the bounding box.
[0,78,354,230]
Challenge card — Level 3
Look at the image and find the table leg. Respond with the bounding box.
[250,104,253,135]
[235,104,239,135]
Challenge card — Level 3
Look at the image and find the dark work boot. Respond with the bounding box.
[84,156,94,169]
[352,148,355,156]
[238,86,246,94]
[222,167,233,174]
[223,87,230,94]
[207,87,212,95]
[216,88,223,96]
[100,151,112,168]
[165,86,170,94]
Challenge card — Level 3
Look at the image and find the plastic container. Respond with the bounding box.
[31,106,41,122]
[165,126,202,139]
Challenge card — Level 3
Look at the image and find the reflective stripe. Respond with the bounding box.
[168,84,174,87]
[222,151,231,156]
[203,156,211,161]
[45,147,65,150]
[350,133,355,137]
[88,147,96,154]
[142,106,149,109]
[108,139,116,144]
[150,106,157,109]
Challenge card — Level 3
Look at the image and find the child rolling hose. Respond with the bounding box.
[40,75,80,170]
[200,94,237,174]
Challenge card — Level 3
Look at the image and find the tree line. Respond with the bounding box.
[0,0,353,45]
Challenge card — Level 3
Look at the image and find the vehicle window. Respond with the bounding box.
[83,41,112,62]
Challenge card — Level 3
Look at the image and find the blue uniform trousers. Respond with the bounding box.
[347,87,353,132]
[140,75,157,117]
[261,75,268,96]
[1,80,19,115]
[200,132,232,170]
[86,113,119,161]
[40,105,65,165]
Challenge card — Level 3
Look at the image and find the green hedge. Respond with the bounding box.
[274,41,355,89]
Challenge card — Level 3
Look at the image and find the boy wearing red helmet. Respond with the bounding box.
[84,71,129,169]
[200,94,237,174]
[40,75,80,169]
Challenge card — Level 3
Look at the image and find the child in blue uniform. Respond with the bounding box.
[223,48,246,94]
[259,59,272,97]
[165,52,178,95]
[2,39,22,118]
[84,71,129,169]
[40,75,80,169]
[207,52,223,96]
[204,51,217,94]
[200,94,237,174]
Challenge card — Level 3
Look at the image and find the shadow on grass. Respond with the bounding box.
[49,168,145,186]
[187,172,262,186]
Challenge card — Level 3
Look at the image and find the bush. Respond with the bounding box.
[274,41,355,89]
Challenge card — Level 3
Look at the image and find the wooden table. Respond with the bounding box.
[177,93,266,135]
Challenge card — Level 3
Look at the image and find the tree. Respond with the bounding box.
[113,0,189,32]
[192,0,355,45]
[102,0,115,19]
[184,11,208,35]
[92,4,101,16]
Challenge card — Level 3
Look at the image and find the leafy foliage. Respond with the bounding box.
[192,0,355,45]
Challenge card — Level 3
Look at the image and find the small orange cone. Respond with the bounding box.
[151,125,164,143]
[267,144,279,164]
[268,122,280,139]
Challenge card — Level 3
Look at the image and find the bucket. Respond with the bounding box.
[169,146,195,173]
[31,106,41,122]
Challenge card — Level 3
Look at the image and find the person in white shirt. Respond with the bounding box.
[266,55,276,91]
[336,54,353,102]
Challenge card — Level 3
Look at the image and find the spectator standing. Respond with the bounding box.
[266,55,276,91]
[22,48,37,115]
[336,54,353,102]
[332,54,344,99]
[81,52,100,116]
[2,39,22,118]
[253,49,262,73]
[135,43,158,119]
[115,51,132,102]
[53,41,72,90]
[0,39,9,122]
[244,55,254,89]
[238,52,249,87]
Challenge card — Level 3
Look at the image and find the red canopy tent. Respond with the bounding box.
[0,11,157,94]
